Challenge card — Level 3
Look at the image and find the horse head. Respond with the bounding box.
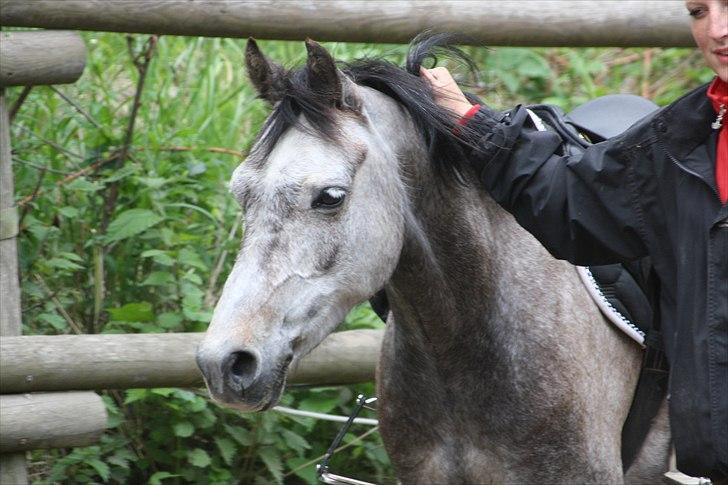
[196,39,417,411]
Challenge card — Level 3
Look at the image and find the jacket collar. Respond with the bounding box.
[653,82,714,161]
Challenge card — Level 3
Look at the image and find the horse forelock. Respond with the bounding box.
[248,35,480,184]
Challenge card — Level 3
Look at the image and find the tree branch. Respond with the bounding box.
[158,145,245,158]
[49,85,106,131]
[17,151,120,207]
[100,35,157,233]
[9,86,32,122]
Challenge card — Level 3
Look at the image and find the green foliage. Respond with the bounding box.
[104,209,164,244]
[13,32,710,484]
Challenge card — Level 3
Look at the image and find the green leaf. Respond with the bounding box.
[67,177,103,192]
[87,458,110,482]
[223,424,252,446]
[104,209,163,244]
[148,471,180,485]
[187,161,206,175]
[214,437,237,466]
[187,448,211,468]
[281,428,310,454]
[173,422,194,438]
[181,270,202,285]
[46,257,84,271]
[190,407,217,429]
[138,176,167,189]
[157,312,182,329]
[142,271,175,286]
[286,457,318,485]
[171,389,196,402]
[107,302,154,322]
[150,388,176,397]
[299,394,341,414]
[124,389,149,405]
[178,247,206,270]
[101,395,124,428]
[103,165,136,183]
[141,249,175,266]
[58,206,79,218]
[58,251,84,262]
[258,447,283,484]
[38,312,67,330]
[106,454,129,470]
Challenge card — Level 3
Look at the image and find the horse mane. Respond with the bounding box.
[253,33,481,183]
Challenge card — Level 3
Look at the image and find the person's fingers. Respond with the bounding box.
[430,66,450,79]
[420,66,438,83]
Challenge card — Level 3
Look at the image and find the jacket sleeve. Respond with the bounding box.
[465,105,650,266]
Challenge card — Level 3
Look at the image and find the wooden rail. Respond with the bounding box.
[0,31,87,87]
[0,330,383,393]
[0,392,107,453]
[0,0,694,47]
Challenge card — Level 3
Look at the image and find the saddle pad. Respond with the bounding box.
[576,264,653,347]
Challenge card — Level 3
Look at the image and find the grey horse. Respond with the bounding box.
[196,37,671,484]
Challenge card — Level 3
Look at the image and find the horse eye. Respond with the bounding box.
[312,187,346,209]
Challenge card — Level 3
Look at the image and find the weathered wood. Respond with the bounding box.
[0,31,86,87]
[0,454,27,483]
[0,0,694,47]
[0,90,27,485]
[0,392,107,453]
[0,94,20,337]
[0,330,383,393]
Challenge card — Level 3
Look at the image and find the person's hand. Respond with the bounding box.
[420,66,474,118]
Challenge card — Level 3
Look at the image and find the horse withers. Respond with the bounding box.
[196,36,671,484]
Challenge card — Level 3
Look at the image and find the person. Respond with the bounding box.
[421,0,727,481]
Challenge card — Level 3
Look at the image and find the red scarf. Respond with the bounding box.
[707,77,728,204]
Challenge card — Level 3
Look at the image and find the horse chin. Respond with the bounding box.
[211,376,287,413]
[205,356,291,413]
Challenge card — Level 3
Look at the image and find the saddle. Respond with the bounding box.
[369,94,667,472]
[525,97,660,346]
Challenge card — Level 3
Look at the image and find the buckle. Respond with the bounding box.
[317,395,379,485]
[643,344,668,373]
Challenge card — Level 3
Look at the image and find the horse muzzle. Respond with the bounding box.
[196,343,293,411]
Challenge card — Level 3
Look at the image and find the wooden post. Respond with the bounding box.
[0,0,694,47]
[0,31,86,483]
[0,89,27,484]
[0,330,384,392]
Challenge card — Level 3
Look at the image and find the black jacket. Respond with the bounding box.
[467,83,728,479]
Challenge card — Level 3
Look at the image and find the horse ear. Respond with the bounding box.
[245,38,286,104]
[304,39,343,106]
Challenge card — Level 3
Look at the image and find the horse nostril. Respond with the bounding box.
[226,350,259,391]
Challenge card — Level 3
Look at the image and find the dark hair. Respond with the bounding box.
[253,33,482,183]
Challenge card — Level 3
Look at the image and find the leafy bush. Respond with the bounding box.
[9,32,710,484]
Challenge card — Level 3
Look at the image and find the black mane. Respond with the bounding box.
[253,33,481,182]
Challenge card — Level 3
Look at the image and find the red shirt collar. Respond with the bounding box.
[707,76,728,112]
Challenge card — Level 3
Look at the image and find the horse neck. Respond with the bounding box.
[385,147,515,347]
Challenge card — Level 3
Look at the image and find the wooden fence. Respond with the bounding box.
[0,3,702,483]
[0,30,91,484]
[0,330,383,394]
[0,0,694,47]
